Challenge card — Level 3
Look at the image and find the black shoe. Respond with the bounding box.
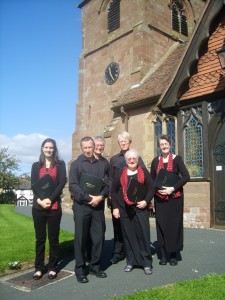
[76,273,89,283]
[110,256,125,264]
[32,271,42,280]
[144,267,153,275]
[159,257,167,265]
[48,271,57,279]
[89,268,107,278]
[170,258,178,266]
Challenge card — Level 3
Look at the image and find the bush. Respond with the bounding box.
[0,190,16,204]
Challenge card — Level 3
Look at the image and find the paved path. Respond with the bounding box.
[1,206,225,300]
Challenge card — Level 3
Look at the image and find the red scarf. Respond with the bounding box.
[120,166,145,206]
[156,153,180,200]
[39,165,58,210]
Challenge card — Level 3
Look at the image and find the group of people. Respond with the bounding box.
[31,132,190,283]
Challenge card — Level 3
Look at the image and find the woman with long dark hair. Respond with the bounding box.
[31,138,66,280]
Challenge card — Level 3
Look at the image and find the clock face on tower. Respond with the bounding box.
[104,62,120,85]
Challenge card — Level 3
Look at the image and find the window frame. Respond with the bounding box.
[170,0,188,37]
[153,113,176,157]
[178,102,209,180]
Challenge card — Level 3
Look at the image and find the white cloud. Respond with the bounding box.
[0,134,72,175]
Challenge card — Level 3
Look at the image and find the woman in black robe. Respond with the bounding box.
[150,135,190,266]
[111,149,155,275]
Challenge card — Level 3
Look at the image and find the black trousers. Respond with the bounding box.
[111,211,125,259]
[73,202,105,275]
[32,207,62,272]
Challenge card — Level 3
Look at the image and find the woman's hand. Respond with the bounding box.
[113,208,120,219]
[37,198,51,209]
[158,186,175,196]
[136,200,147,209]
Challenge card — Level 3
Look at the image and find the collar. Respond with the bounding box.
[80,154,97,163]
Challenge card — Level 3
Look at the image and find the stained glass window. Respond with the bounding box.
[154,115,176,156]
[154,118,162,156]
[167,118,176,153]
[184,109,203,177]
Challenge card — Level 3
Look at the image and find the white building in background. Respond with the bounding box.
[16,179,33,206]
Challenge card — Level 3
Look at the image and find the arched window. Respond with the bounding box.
[183,107,203,178]
[166,118,176,154]
[171,0,188,37]
[154,117,162,156]
[153,114,176,156]
[108,0,120,33]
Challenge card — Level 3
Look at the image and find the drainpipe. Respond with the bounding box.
[120,106,129,132]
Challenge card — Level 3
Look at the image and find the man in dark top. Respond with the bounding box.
[84,135,109,263]
[109,131,146,264]
[69,136,109,283]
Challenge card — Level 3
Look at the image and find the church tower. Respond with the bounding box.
[72,0,206,163]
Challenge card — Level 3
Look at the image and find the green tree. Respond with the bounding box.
[0,147,20,191]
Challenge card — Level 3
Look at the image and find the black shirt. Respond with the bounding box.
[69,154,109,204]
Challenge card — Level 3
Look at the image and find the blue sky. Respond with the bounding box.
[0,0,82,174]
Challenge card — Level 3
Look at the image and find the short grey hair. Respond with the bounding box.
[117,131,132,143]
[124,149,139,161]
[93,135,105,144]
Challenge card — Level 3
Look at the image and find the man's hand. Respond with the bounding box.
[88,195,103,207]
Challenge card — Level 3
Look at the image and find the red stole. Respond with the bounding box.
[39,165,58,210]
[156,153,180,200]
[120,166,145,206]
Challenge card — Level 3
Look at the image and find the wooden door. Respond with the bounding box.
[213,120,225,228]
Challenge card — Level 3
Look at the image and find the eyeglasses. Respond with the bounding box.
[127,157,138,162]
[119,140,130,145]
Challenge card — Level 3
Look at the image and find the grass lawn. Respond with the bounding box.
[117,273,225,300]
[0,204,74,276]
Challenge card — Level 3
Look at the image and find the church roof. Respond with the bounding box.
[158,0,225,110]
[112,0,225,113]
[112,42,187,110]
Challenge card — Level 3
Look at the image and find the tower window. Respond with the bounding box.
[171,0,188,37]
[108,0,120,33]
